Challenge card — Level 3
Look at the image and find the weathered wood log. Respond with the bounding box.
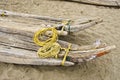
[63,0,120,7]
[0,9,64,22]
[0,9,103,33]
[59,45,116,63]
[64,18,102,32]
[0,17,68,36]
[0,45,74,66]
[0,44,116,65]
[0,16,102,35]
[0,31,106,52]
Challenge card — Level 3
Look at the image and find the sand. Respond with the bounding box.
[0,0,120,80]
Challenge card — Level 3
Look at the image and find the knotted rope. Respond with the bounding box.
[33,21,71,65]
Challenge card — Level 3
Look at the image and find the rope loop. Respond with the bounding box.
[33,27,58,46]
[33,22,71,65]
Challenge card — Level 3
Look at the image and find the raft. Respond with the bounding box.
[0,10,116,66]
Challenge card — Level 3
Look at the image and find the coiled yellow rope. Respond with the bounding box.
[34,28,60,58]
[33,28,58,47]
[33,25,71,65]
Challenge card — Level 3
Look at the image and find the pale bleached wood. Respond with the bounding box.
[0,31,80,51]
[59,45,116,63]
[0,43,116,64]
[0,17,104,51]
[0,16,103,37]
[0,32,90,51]
[0,9,64,22]
[0,18,68,36]
[1,29,116,63]
[0,45,74,66]
[0,55,74,66]
[66,18,102,32]
[0,10,103,33]
[64,0,120,7]
[0,30,116,64]
[1,28,115,64]
[0,31,107,52]
[0,10,116,65]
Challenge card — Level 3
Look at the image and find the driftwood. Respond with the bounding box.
[0,45,74,66]
[0,26,116,66]
[0,9,64,22]
[0,17,68,36]
[0,10,116,66]
[64,18,102,32]
[0,43,115,66]
[63,0,120,7]
[0,26,116,65]
[59,45,116,63]
[0,9,103,33]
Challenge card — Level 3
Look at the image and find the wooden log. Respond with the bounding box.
[0,31,106,52]
[0,44,74,66]
[0,18,68,36]
[64,0,120,7]
[64,18,103,32]
[0,16,103,35]
[0,43,116,65]
[59,45,116,63]
[0,9,64,22]
[0,10,103,33]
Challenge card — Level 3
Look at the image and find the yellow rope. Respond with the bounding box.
[33,21,71,66]
[37,42,61,58]
[61,44,71,66]
[33,28,58,46]
[0,11,5,16]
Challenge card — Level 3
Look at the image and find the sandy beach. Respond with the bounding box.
[0,0,120,80]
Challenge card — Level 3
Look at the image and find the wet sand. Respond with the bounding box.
[0,0,120,80]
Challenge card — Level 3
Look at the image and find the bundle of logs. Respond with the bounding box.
[0,9,116,66]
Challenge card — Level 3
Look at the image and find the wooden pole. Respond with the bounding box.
[0,9,64,22]
[64,0,120,7]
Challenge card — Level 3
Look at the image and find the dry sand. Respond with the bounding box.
[0,0,120,80]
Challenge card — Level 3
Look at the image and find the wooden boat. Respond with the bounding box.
[0,10,116,66]
[64,0,120,7]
